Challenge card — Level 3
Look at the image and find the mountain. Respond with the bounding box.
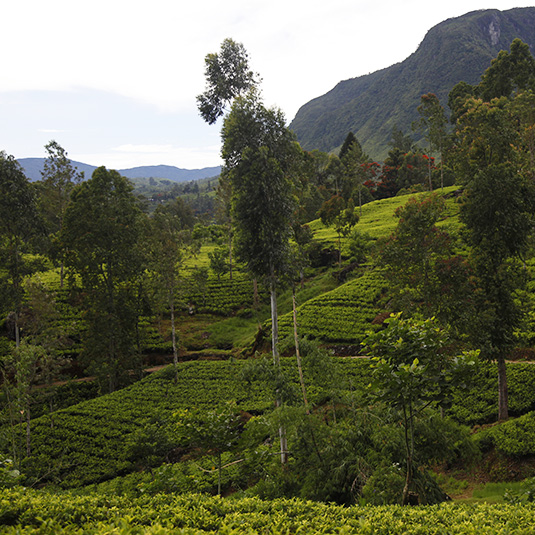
[290,7,535,160]
[18,158,221,182]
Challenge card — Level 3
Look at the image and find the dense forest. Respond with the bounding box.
[4,36,535,533]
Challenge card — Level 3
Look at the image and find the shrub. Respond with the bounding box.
[474,411,535,457]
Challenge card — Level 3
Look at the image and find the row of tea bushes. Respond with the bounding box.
[3,488,535,534]
[277,269,387,345]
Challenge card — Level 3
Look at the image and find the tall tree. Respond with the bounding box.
[460,163,532,420]
[222,90,296,463]
[414,93,449,190]
[61,167,145,392]
[379,193,449,316]
[38,140,83,287]
[147,198,196,382]
[196,37,259,125]
[450,51,535,419]
[197,38,260,277]
[339,133,370,214]
[0,152,41,347]
[478,38,535,101]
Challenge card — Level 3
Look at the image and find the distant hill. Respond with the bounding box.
[290,7,535,160]
[18,158,221,183]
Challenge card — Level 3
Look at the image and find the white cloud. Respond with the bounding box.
[3,0,535,167]
[112,144,176,154]
[74,143,222,170]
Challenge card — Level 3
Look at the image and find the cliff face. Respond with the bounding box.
[290,8,535,160]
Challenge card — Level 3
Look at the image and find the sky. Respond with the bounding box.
[1,0,534,170]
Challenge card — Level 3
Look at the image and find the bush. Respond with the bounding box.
[347,229,373,264]
[474,411,535,457]
[361,463,404,505]
[0,455,21,488]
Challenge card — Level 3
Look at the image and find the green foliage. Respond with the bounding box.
[185,273,265,315]
[6,362,274,488]
[7,487,535,533]
[197,38,258,125]
[61,167,146,392]
[475,411,535,457]
[378,193,455,318]
[223,91,296,286]
[365,314,477,504]
[478,39,535,101]
[5,355,535,497]
[504,477,535,504]
[208,246,229,280]
[361,463,405,505]
[347,228,372,264]
[0,151,42,341]
[0,454,21,488]
[277,269,386,344]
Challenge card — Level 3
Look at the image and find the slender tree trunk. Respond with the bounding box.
[270,281,279,366]
[497,355,509,421]
[2,372,18,463]
[14,314,20,349]
[25,400,31,457]
[402,403,413,505]
[440,156,444,191]
[337,232,342,268]
[217,453,222,496]
[253,278,261,329]
[292,288,308,412]
[270,274,288,465]
[170,286,179,383]
[228,228,233,281]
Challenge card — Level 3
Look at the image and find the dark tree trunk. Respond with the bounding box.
[170,286,179,383]
[497,355,509,421]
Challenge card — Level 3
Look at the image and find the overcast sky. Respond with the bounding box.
[1,0,534,170]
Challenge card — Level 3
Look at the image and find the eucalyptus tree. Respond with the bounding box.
[339,134,370,215]
[196,37,259,125]
[199,40,298,464]
[197,38,260,279]
[221,90,296,365]
[147,198,196,381]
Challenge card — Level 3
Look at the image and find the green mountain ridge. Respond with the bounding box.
[290,7,535,159]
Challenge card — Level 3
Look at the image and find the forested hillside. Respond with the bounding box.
[4,30,535,535]
[290,7,535,158]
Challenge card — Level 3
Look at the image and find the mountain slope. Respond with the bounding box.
[18,158,221,182]
[290,7,535,159]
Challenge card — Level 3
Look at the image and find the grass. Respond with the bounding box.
[307,186,461,252]
[470,481,526,503]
